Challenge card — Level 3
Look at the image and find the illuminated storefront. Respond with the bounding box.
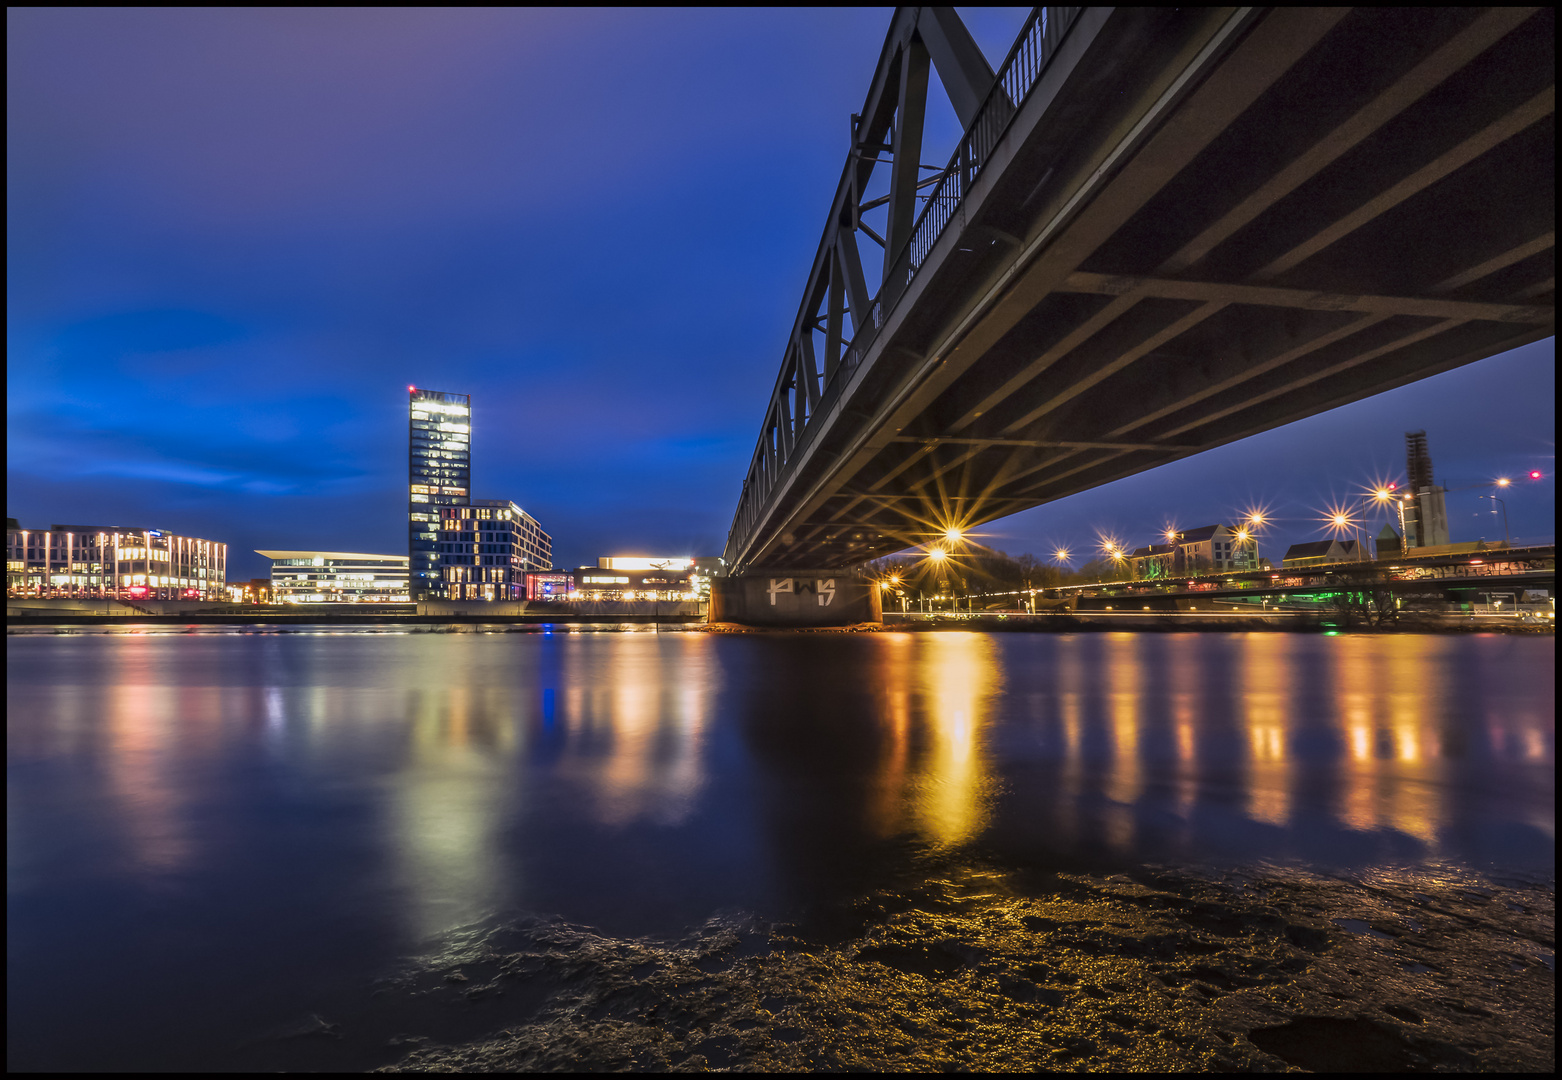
[6,519,227,600]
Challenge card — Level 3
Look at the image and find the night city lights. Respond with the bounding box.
[7,6,1554,1074]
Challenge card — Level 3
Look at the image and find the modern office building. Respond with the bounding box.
[6,519,227,599]
[257,550,410,603]
[408,388,471,601]
[434,500,551,600]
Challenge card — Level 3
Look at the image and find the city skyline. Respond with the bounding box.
[7,8,1554,580]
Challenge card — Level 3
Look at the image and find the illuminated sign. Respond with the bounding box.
[598,557,693,572]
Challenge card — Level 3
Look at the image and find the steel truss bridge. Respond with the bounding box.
[724,6,1554,574]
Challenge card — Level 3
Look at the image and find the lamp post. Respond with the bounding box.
[1480,494,1510,547]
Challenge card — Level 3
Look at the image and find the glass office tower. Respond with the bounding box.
[408,388,471,600]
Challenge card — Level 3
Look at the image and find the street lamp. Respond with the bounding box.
[1480,494,1510,547]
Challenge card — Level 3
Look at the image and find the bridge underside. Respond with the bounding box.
[730,6,1554,573]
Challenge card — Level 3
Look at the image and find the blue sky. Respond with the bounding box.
[8,8,1554,579]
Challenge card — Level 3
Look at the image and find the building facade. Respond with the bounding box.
[6,520,227,599]
[1128,543,1177,580]
[434,500,552,600]
[1281,538,1363,568]
[523,571,574,601]
[258,550,410,603]
[1162,528,1255,578]
[408,388,471,601]
[567,557,723,601]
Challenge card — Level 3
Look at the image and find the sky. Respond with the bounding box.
[7,8,1554,581]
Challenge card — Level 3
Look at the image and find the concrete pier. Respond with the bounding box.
[708,573,881,627]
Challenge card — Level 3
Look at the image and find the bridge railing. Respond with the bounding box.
[727,7,1081,567]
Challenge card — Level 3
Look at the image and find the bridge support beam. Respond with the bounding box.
[709,573,882,627]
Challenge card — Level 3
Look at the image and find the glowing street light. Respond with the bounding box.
[1053,547,1071,565]
[928,548,948,562]
[944,527,963,544]
[1496,477,1511,488]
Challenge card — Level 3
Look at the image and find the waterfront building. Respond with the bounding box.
[523,571,574,601]
[258,550,410,603]
[408,388,471,601]
[434,500,551,600]
[6,519,227,599]
[569,556,722,601]
[228,578,273,604]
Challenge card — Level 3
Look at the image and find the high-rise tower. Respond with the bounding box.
[1399,429,1449,550]
[1405,430,1433,493]
[408,388,471,601]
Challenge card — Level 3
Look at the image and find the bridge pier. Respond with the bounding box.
[709,573,882,627]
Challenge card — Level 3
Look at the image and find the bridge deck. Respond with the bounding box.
[727,6,1554,573]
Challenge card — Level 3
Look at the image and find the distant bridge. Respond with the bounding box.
[724,6,1554,575]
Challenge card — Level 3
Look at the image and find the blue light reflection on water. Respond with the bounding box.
[5,628,1554,1070]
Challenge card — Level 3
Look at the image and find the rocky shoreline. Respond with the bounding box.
[321,859,1555,1072]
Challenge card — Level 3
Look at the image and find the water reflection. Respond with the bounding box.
[910,633,996,848]
[5,629,1553,1072]
[555,636,712,827]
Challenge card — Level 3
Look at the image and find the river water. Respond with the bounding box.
[6,627,1554,1071]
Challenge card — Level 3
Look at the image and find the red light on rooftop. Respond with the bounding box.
[1530,470,1543,480]
[1387,481,1397,490]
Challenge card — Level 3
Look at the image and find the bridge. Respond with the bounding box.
[721,6,1554,595]
[935,542,1556,607]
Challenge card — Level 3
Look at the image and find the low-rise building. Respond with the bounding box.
[258,550,410,603]
[1128,543,1177,580]
[7,519,227,599]
[1159,525,1256,576]
[570,557,724,601]
[1281,538,1364,568]
[523,571,574,601]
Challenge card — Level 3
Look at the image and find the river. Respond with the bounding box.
[6,627,1554,1070]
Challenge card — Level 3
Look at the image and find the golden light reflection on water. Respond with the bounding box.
[908,633,999,849]
[1008,634,1553,858]
[554,636,713,827]
[10,629,1552,949]
[1241,634,1290,829]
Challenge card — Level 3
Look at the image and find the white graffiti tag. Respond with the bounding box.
[767,578,794,606]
